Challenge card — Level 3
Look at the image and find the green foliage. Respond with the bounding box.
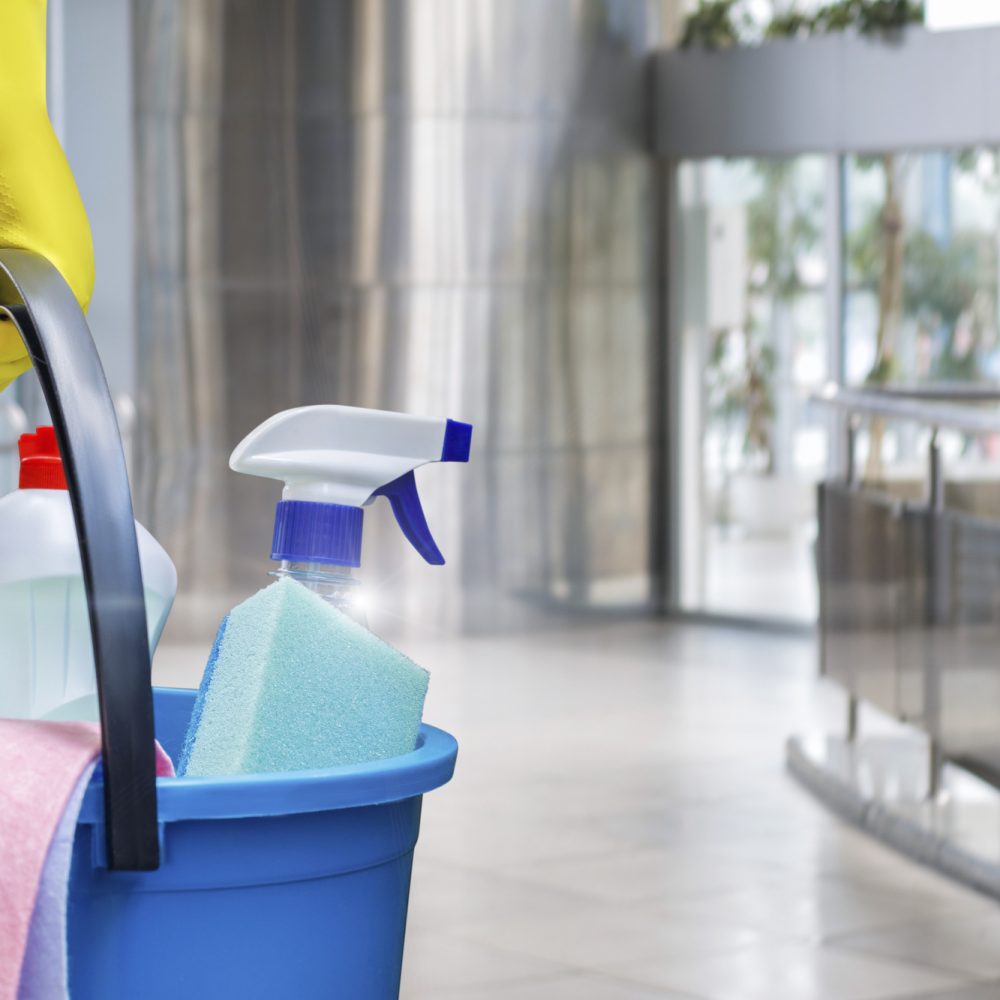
[680,0,745,49]
[747,160,822,299]
[708,325,777,468]
[765,11,813,39]
[845,209,882,288]
[742,338,778,463]
[906,230,997,381]
[864,354,895,385]
[954,148,1000,188]
[682,0,924,49]
[904,230,983,328]
[706,161,821,468]
[811,2,860,32]
[854,154,886,172]
[852,0,924,33]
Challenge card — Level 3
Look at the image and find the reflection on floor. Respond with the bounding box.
[155,623,1000,1000]
[790,730,1000,902]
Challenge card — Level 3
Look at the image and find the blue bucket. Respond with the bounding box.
[68,688,458,999]
[0,252,459,999]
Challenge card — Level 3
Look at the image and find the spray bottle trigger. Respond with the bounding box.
[371,470,445,565]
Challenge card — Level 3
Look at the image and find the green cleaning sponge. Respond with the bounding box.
[179,577,429,776]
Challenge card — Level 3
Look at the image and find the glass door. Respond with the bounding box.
[673,156,831,623]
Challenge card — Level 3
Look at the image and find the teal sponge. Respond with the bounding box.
[179,577,429,776]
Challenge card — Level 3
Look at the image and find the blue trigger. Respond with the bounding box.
[372,471,445,565]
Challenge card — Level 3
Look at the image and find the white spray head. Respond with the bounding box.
[230,405,473,566]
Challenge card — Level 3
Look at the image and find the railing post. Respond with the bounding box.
[926,426,945,800]
[928,428,943,513]
[845,415,858,488]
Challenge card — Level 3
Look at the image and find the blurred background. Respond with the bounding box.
[12,3,1000,996]
[6,0,998,644]
[9,0,671,643]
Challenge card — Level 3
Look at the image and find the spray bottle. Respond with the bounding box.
[229,405,473,623]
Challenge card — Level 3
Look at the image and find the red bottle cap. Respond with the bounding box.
[18,426,68,490]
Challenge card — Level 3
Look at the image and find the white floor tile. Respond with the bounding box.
[416,971,706,999]
[892,985,1000,1000]
[620,940,970,1000]
[398,929,571,995]
[832,909,1000,980]
[510,846,788,906]
[453,901,779,972]
[652,876,989,941]
[406,857,597,931]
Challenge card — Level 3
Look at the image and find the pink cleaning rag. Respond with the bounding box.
[0,721,173,1000]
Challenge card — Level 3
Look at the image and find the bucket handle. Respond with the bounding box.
[0,249,159,872]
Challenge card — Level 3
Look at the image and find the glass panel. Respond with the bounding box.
[844,150,1000,389]
[843,150,1000,484]
[675,156,830,623]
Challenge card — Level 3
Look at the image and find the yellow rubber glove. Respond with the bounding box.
[0,0,95,391]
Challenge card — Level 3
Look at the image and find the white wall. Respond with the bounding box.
[47,0,135,401]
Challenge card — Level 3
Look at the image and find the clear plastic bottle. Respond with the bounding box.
[270,560,367,626]
[0,427,177,720]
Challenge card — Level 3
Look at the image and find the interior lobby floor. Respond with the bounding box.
[155,621,1000,1000]
[703,527,818,625]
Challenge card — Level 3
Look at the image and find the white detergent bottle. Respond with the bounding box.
[229,404,473,623]
[0,425,177,720]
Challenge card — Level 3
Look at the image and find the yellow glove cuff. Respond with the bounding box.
[0,0,95,393]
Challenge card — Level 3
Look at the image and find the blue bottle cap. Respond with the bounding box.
[271,501,363,567]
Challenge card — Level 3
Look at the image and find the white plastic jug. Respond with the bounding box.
[0,426,177,720]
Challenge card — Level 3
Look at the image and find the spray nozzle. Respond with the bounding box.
[230,405,472,567]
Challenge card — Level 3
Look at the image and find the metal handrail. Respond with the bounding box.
[860,384,1000,402]
[813,383,1000,434]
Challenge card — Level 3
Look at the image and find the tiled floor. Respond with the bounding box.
[156,620,1000,999]
[395,622,1000,1000]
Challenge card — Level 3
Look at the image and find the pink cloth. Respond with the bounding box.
[0,721,173,1000]
[18,760,98,1000]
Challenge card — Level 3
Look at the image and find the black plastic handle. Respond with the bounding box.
[0,249,159,872]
